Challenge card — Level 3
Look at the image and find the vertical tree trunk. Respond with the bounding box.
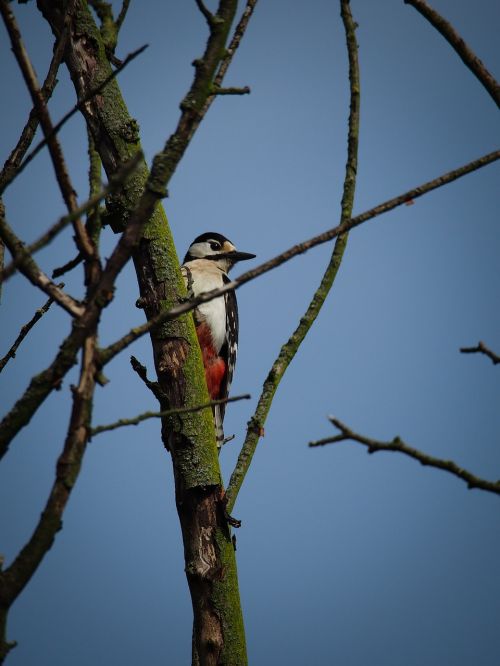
[37,2,247,662]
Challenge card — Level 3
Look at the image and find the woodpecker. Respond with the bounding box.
[181,232,255,446]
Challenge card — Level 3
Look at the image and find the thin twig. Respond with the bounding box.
[226,0,360,511]
[130,355,165,401]
[212,0,258,88]
[1,152,142,283]
[0,0,94,259]
[0,288,61,373]
[0,201,84,317]
[195,0,215,25]
[18,44,148,179]
[115,0,131,31]
[309,416,500,497]
[0,4,71,193]
[52,253,83,279]
[0,329,99,612]
[90,394,251,437]
[99,148,500,367]
[460,341,500,366]
[212,86,250,95]
[196,0,258,131]
[405,0,500,107]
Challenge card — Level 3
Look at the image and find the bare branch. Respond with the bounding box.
[99,147,500,366]
[212,85,250,95]
[0,325,82,460]
[1,152,142,283]
[226,0,360,511]
[52,253,83,279]
[90,394,251,437]
[0,0,95,260]
[115,0,131,32]
[0,4,71,193]
[309,416,500,497]
[0,153,146,458]
[405,0,500,107]
[14,44,148,186]
[196,0,258,130]
[212,0,258,89]
[0,331,99,611]
[195,0,216,25]
[460,341,500,366]
[130,355,165,402]
[0,289,61,373]
[0,202,84,317]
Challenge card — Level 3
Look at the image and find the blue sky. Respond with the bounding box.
[1,1,499,664]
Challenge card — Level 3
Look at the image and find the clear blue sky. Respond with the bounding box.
[1,1,499,664]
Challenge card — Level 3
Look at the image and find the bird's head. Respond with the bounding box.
[183,232,256,273]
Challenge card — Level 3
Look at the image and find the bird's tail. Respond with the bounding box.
[214,404,224,449]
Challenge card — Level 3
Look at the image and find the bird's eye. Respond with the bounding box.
[209,241,221,251]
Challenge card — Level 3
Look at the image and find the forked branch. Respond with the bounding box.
[310,416,500,497]
[460,341,500,366]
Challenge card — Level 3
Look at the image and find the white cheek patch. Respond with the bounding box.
[188,242,211,258]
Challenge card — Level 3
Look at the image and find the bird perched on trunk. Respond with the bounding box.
[181,232,256,447]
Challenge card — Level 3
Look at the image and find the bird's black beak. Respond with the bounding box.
[224,250,256,262]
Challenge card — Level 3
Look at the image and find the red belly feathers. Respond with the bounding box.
[196,323,226,399]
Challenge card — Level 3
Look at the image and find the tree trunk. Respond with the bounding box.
[37,2,247,662]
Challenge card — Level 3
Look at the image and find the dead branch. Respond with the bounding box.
[460,341,500,366]
[405,0,500,107]
[90,394,251,437]
[0,289,61,373]
[1,152,142,283]
[0,202,83,317]
[309,416,500,497]
[0,330,99,628]
[0,4,70,193]
[0,0,95,260]
[18,44,148,179]
[130,355,165,402]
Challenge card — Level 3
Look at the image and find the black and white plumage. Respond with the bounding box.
[181,232,255,446]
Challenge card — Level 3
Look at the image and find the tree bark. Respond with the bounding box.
[37,1,247,663]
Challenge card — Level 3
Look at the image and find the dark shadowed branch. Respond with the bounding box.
[129,355,165,402]
[310,416,500,497]
[1,152,142,283]
[405,0,500,107]
[0,289,61,373]
[115,0,131,32]
[0,3,71,194]
[195,0,215,25]
[181,0,258,149]
[17,44,148,180]
[0,0,94,260]
[0,329,99,652]
[460,341,500,366]
[90,394,251,437]
[211,0,258,92]
[0,202,83,317]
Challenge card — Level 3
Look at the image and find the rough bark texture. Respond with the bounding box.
[36,2,246,663]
